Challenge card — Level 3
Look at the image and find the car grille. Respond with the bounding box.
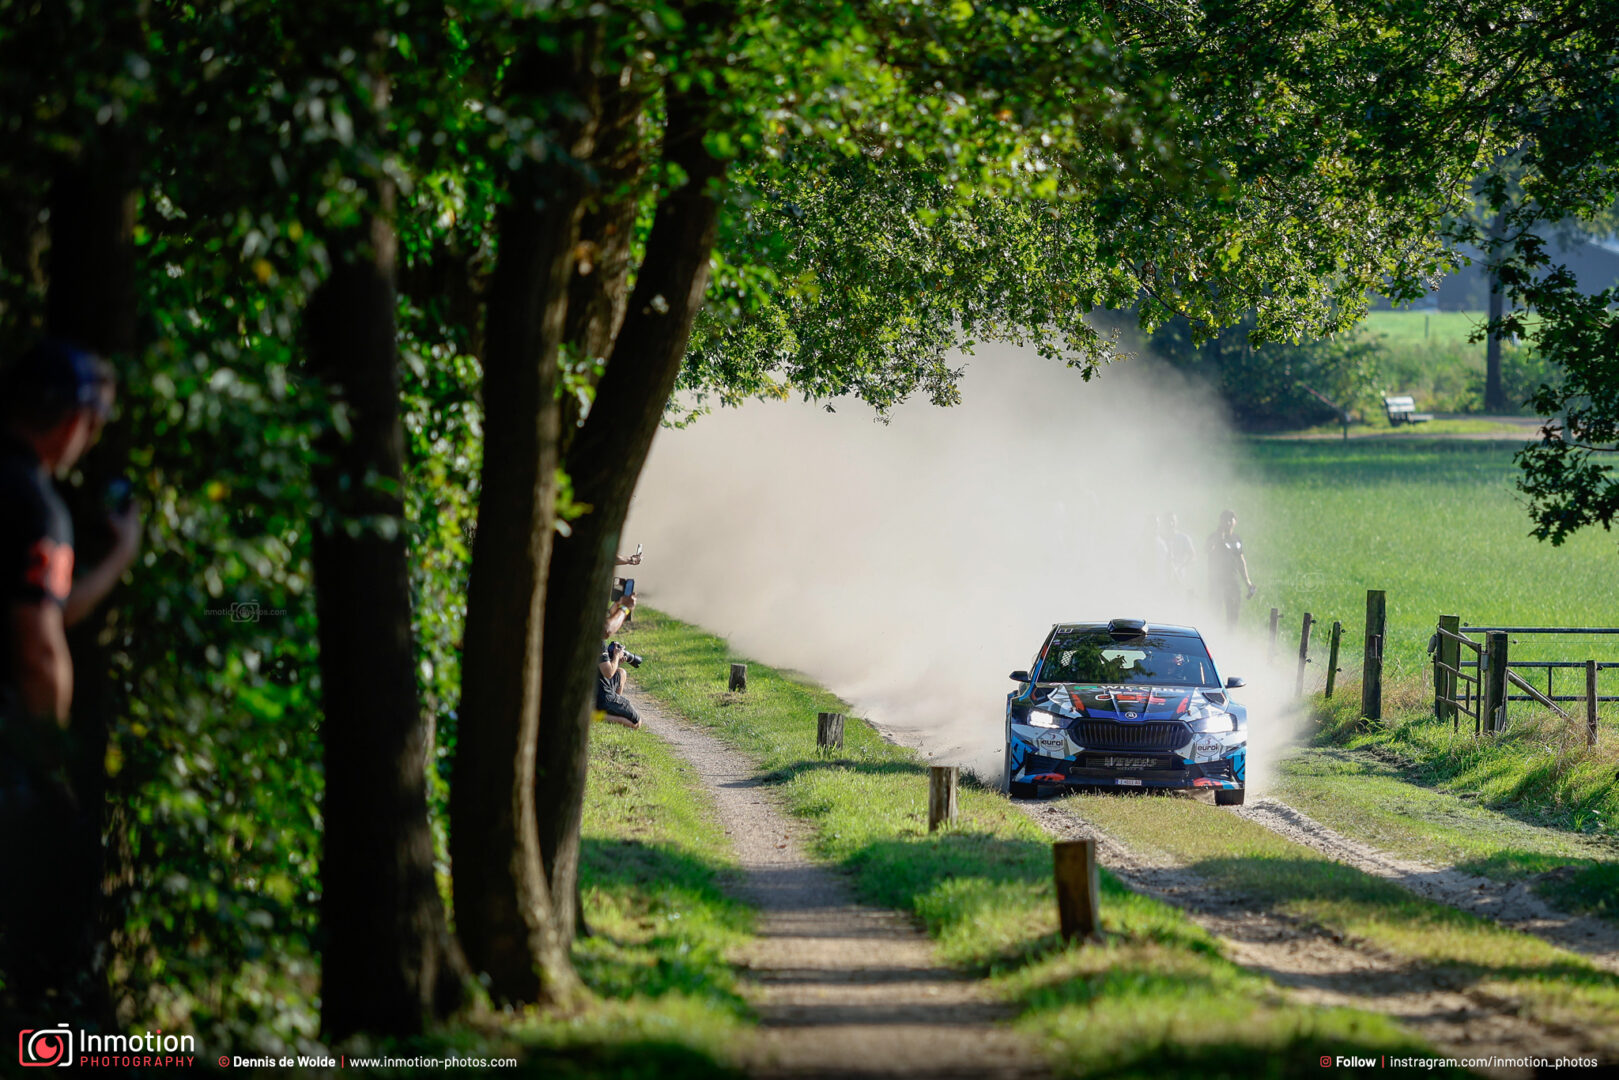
[1071,720,1189,752]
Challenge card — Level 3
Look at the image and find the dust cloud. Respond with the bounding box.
[624,343,1302,791]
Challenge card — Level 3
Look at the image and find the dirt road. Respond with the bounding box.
[635,691,1046,1080]
[1237,796,1619,973]
[1018,798,1610,1074]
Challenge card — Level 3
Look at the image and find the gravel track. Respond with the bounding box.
[1236,796,1619,974]
[633,689,1046,1080]
[1016,797,1609,1072]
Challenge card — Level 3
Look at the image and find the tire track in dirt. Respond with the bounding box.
[1236,796,1619,974]
[1016,797,1609,1071]
[633,690,1046,1080]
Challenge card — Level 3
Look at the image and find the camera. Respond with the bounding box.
[609,641,644,668]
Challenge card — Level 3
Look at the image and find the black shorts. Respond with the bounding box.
[597,692,640,726]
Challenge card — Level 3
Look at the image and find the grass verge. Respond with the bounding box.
[1274,742,1619,921]
[1297,678,1619,915]
[1071,789,1619,1058]
[517,720,753,1079]
[623,608,1459,1078]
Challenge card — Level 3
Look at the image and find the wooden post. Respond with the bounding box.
[1435,615,1460,728]
[1481,631,1509,734]
[1267,607,1281,661]
[928,765,958,832]
[1053,839,1100,942]
[1325,620,1342,699]
[1587,660,1599,748]
[1294,612,1314,698]
[1361,590,1386,722]
[816,712,844,750]
[729,663,747,692]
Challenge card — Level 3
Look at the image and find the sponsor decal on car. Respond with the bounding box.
[1036,731,1069,756]
[1192,735,1223,761]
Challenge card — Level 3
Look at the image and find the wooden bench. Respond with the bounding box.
[1384,395,1434,425]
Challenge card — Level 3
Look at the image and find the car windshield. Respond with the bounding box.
[1038,630,1218,687]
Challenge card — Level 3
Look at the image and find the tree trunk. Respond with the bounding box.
[450,32,597,1004]
[307,201,466,1039]
[536,83,726,947]
[29,149,138,1030]
[1484,210,1508,413]
[559,76,648,448]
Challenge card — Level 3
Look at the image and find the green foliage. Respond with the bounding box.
[1149,313,1383,428]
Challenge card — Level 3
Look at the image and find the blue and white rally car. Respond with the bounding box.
[1004,619,1248,805]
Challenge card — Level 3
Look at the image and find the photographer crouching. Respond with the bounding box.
[597,593,643,728]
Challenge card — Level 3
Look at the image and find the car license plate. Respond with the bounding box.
[1116,778,1143,786]
[1104,756,1154,769]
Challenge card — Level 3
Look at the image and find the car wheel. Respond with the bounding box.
[1215,787,1245,806]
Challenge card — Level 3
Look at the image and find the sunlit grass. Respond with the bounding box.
[516,720,753,1079]
[1240,439,1618,681]
[1071,791,1619,1055]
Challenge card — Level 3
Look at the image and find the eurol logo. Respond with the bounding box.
[18,1023,197,1068]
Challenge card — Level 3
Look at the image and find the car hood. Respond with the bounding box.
[1033,684,1223,721]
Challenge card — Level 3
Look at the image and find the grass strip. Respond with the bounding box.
[625,608,1457,1078]
[517,721,753,1079]
[1070,790,1619,1058]
[1274,743,1619,921]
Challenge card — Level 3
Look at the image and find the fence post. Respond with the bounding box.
[1481,631,1509,734]
[928,766,959,832]
[1435,615,1460,728]
[1362,590,1386,722]
[1268,607,1281,662]
[1588,660,1600,748]
[817,712,845,749]
[1053,839,1101,943]
[1295,612,1314,698]
[1325,620,1342,699]
[729,663,748,692]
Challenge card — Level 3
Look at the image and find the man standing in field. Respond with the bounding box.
[1206,509,1256,627]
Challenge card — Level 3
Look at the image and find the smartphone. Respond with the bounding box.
[105,477,134,515]
[622,578,636,598]
[634,543,642,559]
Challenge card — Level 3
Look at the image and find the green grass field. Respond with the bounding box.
[1233,436,1619,847]
[1241,438,1618,681]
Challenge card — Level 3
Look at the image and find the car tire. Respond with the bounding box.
[1215,787,1245,806]
[1004,746,1037,799]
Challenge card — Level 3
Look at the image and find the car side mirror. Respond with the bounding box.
[1009,670,1031,683]
[1225,676,1246,689]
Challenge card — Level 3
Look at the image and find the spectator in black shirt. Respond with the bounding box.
[1,339,138,725]
[1206,509,1256,628]
[1,339,139,1010]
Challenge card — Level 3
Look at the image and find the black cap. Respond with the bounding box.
[2,338,114,424]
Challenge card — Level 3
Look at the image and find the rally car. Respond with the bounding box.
[1003,618,1248,804]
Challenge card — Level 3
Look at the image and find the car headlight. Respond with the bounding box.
[1028,709,1065,729]
[1190,711,1235,733]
